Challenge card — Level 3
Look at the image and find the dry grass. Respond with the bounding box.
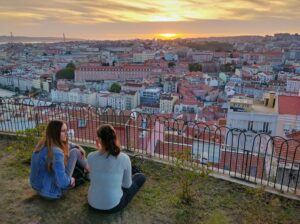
[0,138,300,224]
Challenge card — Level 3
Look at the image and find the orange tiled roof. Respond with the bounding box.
[278,96,300,115]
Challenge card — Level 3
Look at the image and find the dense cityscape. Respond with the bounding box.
[1,33,300,139]
[1,0,300,222]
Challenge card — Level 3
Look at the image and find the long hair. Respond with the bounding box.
[34,120,69,171]
[97,124,120,157]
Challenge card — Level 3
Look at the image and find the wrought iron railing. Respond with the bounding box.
[0,97,299,196]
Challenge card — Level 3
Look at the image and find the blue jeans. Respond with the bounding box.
[92,173,146,213]
[65,148,87,176]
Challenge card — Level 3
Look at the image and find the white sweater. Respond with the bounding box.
[87,151,132,210]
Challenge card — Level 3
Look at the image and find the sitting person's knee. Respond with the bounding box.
[69,148,81,158]
[133,173,146,187]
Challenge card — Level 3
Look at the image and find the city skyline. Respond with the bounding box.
[0,0,299,40]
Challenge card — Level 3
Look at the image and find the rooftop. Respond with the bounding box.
[278,96,300,115]
[252,102,277,113]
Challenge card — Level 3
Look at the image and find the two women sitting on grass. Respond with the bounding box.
[29,120,146,213]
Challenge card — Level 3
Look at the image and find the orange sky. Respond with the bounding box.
[0,0,299,40]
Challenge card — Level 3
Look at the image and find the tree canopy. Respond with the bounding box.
[220,63,235,73]
[183,41,234,52]
[168,61,176,68]
[55,62,76,80]
[189,63,202,72]
[109,83,121,93]
[66,62,76,70]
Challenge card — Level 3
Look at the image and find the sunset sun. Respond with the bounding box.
[157,33,180,39]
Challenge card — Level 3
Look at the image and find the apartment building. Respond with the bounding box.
[97,91,139,110]
[75,64,152,82]
[159,93,179,113]
[51,89,98,106]
[163,76,178,93]
[286,77,300,93]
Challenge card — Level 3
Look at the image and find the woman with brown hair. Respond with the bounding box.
[30,120,88,199]
[87,124,146,213]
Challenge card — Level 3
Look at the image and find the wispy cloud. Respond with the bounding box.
[0,0,299,38]
[0,0,299,24]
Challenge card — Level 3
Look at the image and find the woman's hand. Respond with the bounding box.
[70,177,76,188]
[71,142,86,159]
[84,164,90,173]
[78,147,86,159]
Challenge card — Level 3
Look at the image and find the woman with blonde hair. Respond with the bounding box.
[87,124,146,213]
[30,120,88,199]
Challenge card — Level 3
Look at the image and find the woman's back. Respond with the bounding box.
[87,151,132,210]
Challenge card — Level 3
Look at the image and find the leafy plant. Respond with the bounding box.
[109,82,121,93]
[13,124,46,164]
[171,150,209,205]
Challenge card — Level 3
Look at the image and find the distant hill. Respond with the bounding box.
[0,35,84,43]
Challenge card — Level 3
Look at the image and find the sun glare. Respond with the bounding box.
[157,33,179,39]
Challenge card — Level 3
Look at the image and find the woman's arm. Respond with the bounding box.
[69,142,87,159]
[69,142,89,172]
[52,148,73,189]
[122,154,132,189]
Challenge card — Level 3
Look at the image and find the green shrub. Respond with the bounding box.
[11,125,46,164]
[171,150,210,205]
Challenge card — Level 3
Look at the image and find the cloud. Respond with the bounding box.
[0,0,299,38]
[0,0,299,24]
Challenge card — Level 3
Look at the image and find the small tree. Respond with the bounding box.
[171,150,209,205]
[14,87,20,93]
[6,125,47,164]
[109,83,121,93]
[56,68,74,80]
[66,62,76,70]
[55,62,76,80]
[168,61,176,68]
[188,63,202,72]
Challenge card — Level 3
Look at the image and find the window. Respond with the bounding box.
[263,122,269,132]
[78,119,87,128]
[283,124,290,133]
[248,121,253,131]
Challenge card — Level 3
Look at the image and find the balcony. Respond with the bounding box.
[0,98,300,223]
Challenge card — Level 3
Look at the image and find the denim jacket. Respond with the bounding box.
[30,146,72,199]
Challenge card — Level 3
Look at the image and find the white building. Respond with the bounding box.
[32,78,41,90]
[97,91,139,110]
[12,76,33,91]
[51,89,97,106]
[159,94,179,113]
[174,99,201,114]
[163,76,178,93]
[227,94,278,151]
[133,51,156,63]
[191,51,213,63]
[286,77,300,93]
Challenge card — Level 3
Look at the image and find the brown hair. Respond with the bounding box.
[97,124,120,157]
[34,120,68,171]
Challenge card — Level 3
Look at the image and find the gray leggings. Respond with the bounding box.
[65,148,87,176]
